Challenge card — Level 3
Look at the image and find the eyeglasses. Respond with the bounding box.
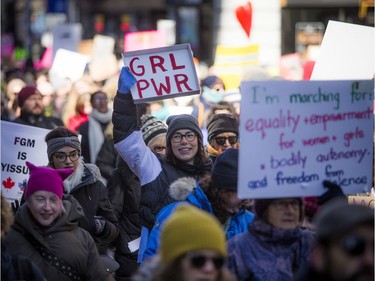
[271,200,300,210]
[214,136,238,146]
[171,132,197,143]
[186,254,225,270]
[340,235,371,257]
[152,145,166,153]
[53,151,80,163]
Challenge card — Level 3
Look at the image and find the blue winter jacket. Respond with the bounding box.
[140,182,255,262]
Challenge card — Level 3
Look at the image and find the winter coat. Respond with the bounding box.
[227,218,314,281]
[65,161,119,255]
[4,195,109,281]
[140,177,255,262]
[13,111,64,129]
[107,156,142,280]
[67,113,89,132]
[1,242,46,281]
[96,128,117,184]
[113,93,212,230]
[293,265,332,281]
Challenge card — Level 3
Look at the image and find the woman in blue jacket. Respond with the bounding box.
[140,148,255,262]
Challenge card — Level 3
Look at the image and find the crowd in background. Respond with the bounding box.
[1,57,374,281]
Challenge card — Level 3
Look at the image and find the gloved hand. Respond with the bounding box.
[94,216,106,235]
[118,67,137,94]
[317,180,346,206]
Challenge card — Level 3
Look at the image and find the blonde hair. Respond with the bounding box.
[1,194,14,237]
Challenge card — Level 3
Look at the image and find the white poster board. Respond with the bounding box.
[311,21,375,80]
[1,122,50,204]
[238,80,374,199]
[49,49,90,88]
[51,23,82,61]
[123,44,200,103]
[93,34,115,58]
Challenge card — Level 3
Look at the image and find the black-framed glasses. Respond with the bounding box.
[271,200,300,211]
[172,132,197,143]
[186,254,225,270]
[214,136,238,146]
[53,151,80,163]
[340,235,370,257]
[152,145,166,153]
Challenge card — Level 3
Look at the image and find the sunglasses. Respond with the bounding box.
[214,136,238,146]
[340,235,371,257]
[187,254,225,270]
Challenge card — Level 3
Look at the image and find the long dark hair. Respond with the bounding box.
[198,175,230,224]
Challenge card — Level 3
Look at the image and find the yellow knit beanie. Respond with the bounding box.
[160,204,227,265]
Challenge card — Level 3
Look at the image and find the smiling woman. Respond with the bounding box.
[4,162,110,281]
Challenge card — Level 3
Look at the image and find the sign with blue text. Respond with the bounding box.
[238,80,374,199]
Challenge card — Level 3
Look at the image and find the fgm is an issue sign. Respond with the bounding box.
[123,43,200,103]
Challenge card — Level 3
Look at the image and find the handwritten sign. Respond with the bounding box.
[238,80,373,199]
[348,195,374,208]
[1,121,50,204]
[123,44,200,103]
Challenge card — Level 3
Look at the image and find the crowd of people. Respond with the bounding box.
[1,61,374,281]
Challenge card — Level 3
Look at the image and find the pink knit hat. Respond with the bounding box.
[25,161,74,199]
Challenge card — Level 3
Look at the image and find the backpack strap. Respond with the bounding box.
[21,231,82,281]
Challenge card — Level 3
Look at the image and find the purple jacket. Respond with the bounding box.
[227,218,314,281]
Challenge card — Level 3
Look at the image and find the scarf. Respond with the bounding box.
[173,158,213,179]
[63,158,85,193]
[88,108,112,164]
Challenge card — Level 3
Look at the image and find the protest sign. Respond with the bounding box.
[124,30,167,52]
[238,79,373,199]
[93,34,115,58]
[348,195,374,208]
[213,44,259,90]
[51,23,82,61]
[1,122,50,205]
[311,21,375,80]
[49,49,90,89]
[123,44,200,103]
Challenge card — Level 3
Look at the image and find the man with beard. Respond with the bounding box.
[294,198,374,281]
[13,85,64,129]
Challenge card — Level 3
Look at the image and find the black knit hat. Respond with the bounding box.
[254,198,304,221]
[166,114,202,142]
[211,148,238,191]
[140,114,167,146]
[207,113,238,142]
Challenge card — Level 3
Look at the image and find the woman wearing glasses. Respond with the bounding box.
[45,127,119,258]
[134,204,236,281]
[206,113,239,163]
[226,197,314,281]
[113,67,213,233]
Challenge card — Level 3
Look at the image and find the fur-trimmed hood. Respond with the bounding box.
[169,177,196,201]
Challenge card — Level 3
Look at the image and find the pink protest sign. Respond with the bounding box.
[123,44,200,103]
[238,80,374,199]
[124,30,167,52]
